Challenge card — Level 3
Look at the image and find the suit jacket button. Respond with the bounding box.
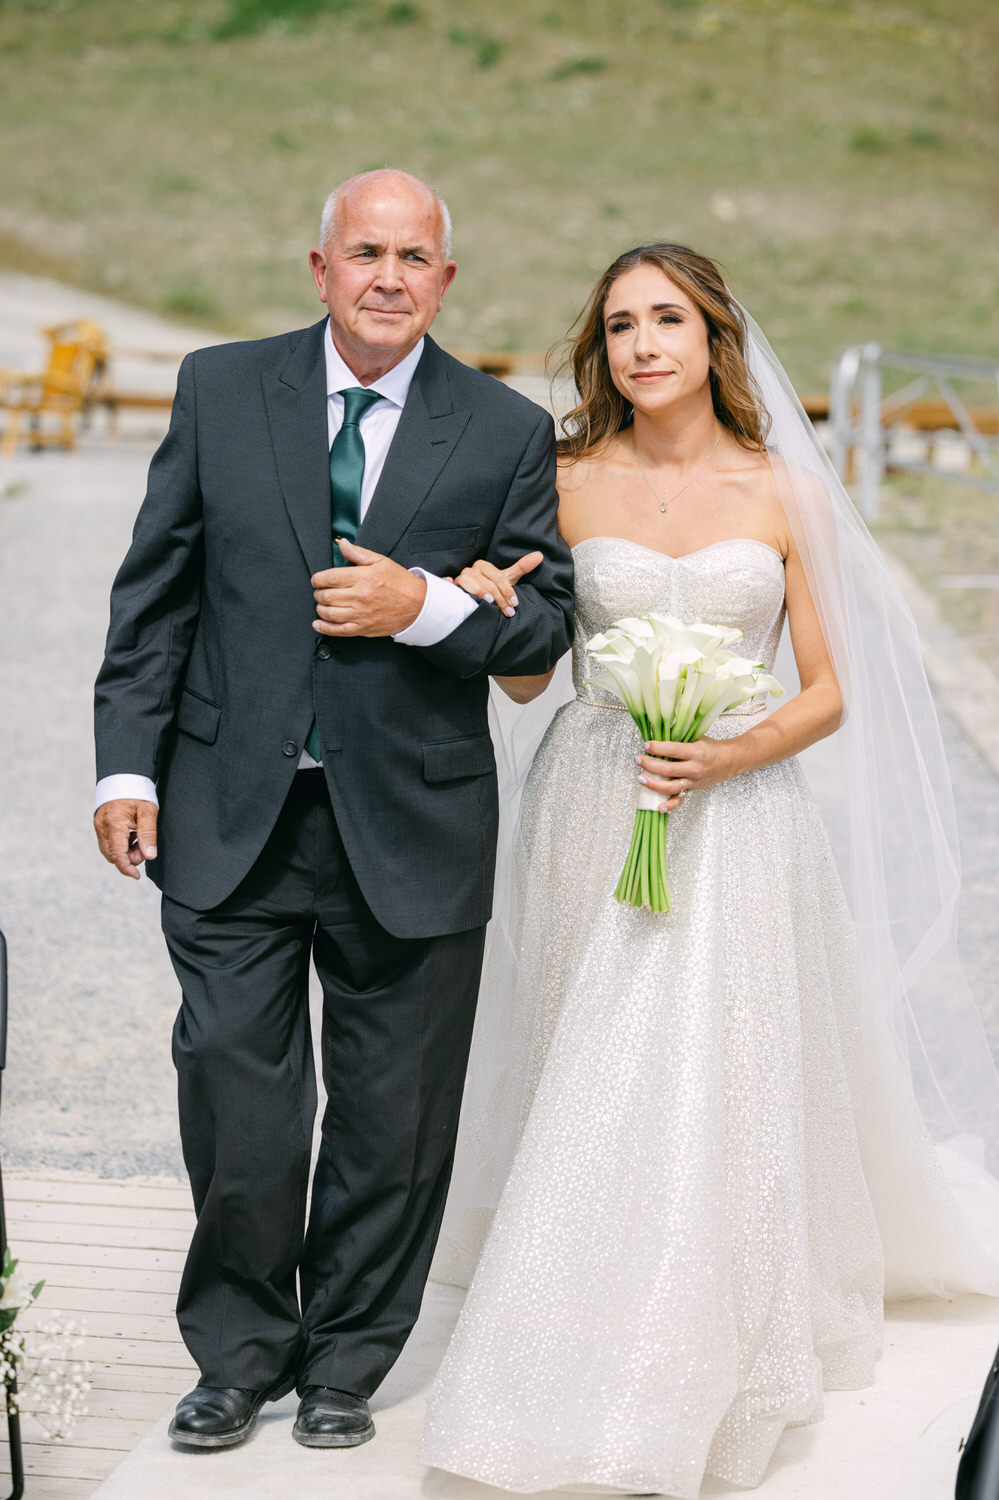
[282,740,299,757]
[315,642,332,661]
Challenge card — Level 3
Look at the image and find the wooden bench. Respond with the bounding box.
[0,319,110,455]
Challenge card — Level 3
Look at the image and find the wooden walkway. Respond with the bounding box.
[0,1172,194,1498]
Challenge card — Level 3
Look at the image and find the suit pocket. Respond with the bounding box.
[407,525,481,555]
[422,733,494,784]
[176,688,221,745]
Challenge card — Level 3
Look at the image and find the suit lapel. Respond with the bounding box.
[357,337,471,559]
[261,319,332,578]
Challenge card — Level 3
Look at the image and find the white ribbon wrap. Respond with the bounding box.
[637,785,667,813]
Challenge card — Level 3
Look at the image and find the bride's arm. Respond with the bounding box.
[446,551,557,702]
[491,667,557,703]
[636,530,843,810]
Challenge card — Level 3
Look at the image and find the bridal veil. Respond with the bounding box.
[432,304,999,1293]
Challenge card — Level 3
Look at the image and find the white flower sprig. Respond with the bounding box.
[0,1247,91,1441]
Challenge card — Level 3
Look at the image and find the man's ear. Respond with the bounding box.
[309,249,329,304]
[438,261,458,308]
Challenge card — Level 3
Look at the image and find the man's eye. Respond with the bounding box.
[407,253,427,263]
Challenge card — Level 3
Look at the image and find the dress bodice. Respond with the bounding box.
[571,536,787,705]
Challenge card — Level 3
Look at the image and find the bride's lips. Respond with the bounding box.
[631,371,675,382]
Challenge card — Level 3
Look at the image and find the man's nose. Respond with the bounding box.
[372,255,405,291]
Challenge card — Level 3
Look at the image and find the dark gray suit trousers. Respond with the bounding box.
[162,770,485,1396]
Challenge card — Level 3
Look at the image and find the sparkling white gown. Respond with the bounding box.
[422,537,997,1498]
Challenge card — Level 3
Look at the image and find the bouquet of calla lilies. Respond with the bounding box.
[585,614,784,912]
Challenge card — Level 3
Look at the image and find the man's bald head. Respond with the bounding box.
[319,170,452,260]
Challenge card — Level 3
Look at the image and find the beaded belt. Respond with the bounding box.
[574,695,630,712]
[574,695,767,717]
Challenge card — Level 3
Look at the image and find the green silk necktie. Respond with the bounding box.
[330,386,382,562]
[305,386,381,763]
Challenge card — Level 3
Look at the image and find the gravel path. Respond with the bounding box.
[1,443,184,1174]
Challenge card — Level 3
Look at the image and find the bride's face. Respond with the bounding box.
[603,265,712,416]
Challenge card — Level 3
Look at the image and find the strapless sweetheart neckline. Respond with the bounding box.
[570,535,785,567]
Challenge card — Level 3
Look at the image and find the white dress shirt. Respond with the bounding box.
[94,321,477,812]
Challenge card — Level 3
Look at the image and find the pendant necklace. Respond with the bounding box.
[630,428,721,513]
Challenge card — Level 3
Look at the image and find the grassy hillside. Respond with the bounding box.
[0,0,995,389]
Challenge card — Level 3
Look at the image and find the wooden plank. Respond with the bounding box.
[0,1476,96,1499]
[7,1177,189,1210]
[20,1306,181,1343]
[0,1440,120,1480]
[5,1170,186,1194]
[11,1414,152,1452]
[87,1365,190,1396]
[14,1202,194,1231]
[80,1335,195,1370]
[98,391,175,412]
[22,1261,182,1294]
[10,1241,185,1271]
[11,1222,191,1252]
[28,1285,179,1318]
[75,1385,172,1422]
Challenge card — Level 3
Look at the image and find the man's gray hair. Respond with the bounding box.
[319,171,453,259]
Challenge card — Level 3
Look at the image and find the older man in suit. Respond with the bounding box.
[93,169,572,1451]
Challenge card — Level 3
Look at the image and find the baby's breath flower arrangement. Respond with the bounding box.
[0,1247,90,1440]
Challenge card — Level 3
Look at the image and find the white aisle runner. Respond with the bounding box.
[93,1283,998,1500]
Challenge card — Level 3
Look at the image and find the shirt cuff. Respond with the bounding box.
[393,569,479,647]
[94,774,159,815]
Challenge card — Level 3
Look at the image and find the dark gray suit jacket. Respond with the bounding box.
[94,320,573,937]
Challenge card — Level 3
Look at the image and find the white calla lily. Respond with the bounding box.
[586,663,644,716]
[646,612,686,637]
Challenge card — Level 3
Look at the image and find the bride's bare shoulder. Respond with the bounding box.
[556,452,596,495]
[556,436,623,495]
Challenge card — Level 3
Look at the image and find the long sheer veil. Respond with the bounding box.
[432,308,999,1290]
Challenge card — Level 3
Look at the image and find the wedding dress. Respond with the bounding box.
[421,535,999,1498]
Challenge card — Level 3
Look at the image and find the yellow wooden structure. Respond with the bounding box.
[0,319,109,456]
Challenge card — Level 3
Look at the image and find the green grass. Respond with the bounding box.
[0,0,995,389]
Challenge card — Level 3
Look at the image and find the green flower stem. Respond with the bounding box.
[611,711,680,913]
[613,809,673,913]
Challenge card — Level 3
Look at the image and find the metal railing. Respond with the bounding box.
[828,344,999,518]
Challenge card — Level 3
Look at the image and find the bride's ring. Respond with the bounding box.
[677,780,688,802]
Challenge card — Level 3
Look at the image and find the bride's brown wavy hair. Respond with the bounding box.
[552,243,768,460]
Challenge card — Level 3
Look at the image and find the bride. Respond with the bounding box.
[420,244,999,1497]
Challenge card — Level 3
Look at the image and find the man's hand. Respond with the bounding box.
[312,539,427,637]
[94,799,159,880]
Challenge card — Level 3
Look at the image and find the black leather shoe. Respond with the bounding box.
[292,1386,375,1448]
[168,1373,295,1449]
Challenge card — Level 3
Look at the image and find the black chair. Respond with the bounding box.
[957,1342,999,1499]
[0,931,24,1500]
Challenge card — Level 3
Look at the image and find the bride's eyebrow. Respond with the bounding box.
[604,302,687,322]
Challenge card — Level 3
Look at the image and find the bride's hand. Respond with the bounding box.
[444,551,544,618]
[635,737,736,811]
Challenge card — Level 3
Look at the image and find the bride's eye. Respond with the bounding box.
[607,320,630,334]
